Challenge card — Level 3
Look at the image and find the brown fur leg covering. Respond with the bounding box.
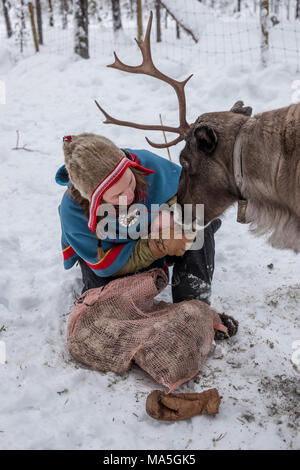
[214,313,239,340]
[146,388,221,421]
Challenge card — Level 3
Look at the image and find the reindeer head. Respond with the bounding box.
[178,102,252,223]
[95,12,252,224]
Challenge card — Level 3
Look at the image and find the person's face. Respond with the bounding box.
[102,168,136,206]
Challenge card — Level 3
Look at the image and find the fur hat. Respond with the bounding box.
[62,133,155,232]
[63,133,125,200]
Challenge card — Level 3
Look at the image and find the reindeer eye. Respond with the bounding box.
[181,159,189,169]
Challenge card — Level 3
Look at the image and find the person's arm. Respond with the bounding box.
[111,238,158,276]
[60,190,138,277]
[66,230,136,277]
[112,194,178,277]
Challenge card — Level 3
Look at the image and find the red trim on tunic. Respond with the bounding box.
[88,154,155,232]
[84,243,126,271]
[63,245,76,261]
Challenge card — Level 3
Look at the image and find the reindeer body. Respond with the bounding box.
[178,103,300,253]
[95,12,300,253]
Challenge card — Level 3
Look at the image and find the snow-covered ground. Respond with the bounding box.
[0,22,300,450]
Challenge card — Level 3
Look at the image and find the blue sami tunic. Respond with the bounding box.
[55,148,182,277]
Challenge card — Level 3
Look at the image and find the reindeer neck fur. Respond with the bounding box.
[238,103,300,253]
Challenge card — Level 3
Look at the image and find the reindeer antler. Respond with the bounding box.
[95,11,192,148]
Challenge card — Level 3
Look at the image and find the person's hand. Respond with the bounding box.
[148,223,197,258]
[150,210,175,235]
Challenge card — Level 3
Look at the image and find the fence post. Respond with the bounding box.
[136,0,143,42]
[28,2,39,53]
[260,0,269,66]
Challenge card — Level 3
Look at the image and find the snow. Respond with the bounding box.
[161,0,215,42]
[0,14,300,450]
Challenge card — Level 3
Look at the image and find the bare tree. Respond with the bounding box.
[176,21,180,39]
[296,0,300,19]
[2,0,12,38]
[129,0,134,18]
[111,0,122,32]
[274,0,280,14]
[48,0,54,26]
[136,0,143,42]
[286,0,290,20]
[89,0,101,21]
[15,0,28,53]
[61,0,69,29]
[260,0,269,66]
[35,0,43,45]
[155,0,161,42]
[28,1,39,52]
[74,0,89,59]
[160,1,198,43]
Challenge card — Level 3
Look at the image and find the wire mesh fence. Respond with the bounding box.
[1,0,300,72]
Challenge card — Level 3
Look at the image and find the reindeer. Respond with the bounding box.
[95,12,300,254]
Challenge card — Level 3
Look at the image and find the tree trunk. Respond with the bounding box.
[48,0,54,27]
[61,0,68,29]
[160,1,198,43]
[129,0,134,18]
[20,0,26,54]
[286,0,290,20]
[237,0,241,12]
[260,0,269,66]
[111,0,122,32]
[74,0,89,59]
[155,0,161,42]
[176,21,180,39]
[296,0,300,19]
[28,2,39,52]
[136,0,143,42]
[35,0,43,45]
[2,0,12,38]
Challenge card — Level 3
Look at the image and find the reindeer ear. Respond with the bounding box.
[231,100,252,116]
[194,125,218,154]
